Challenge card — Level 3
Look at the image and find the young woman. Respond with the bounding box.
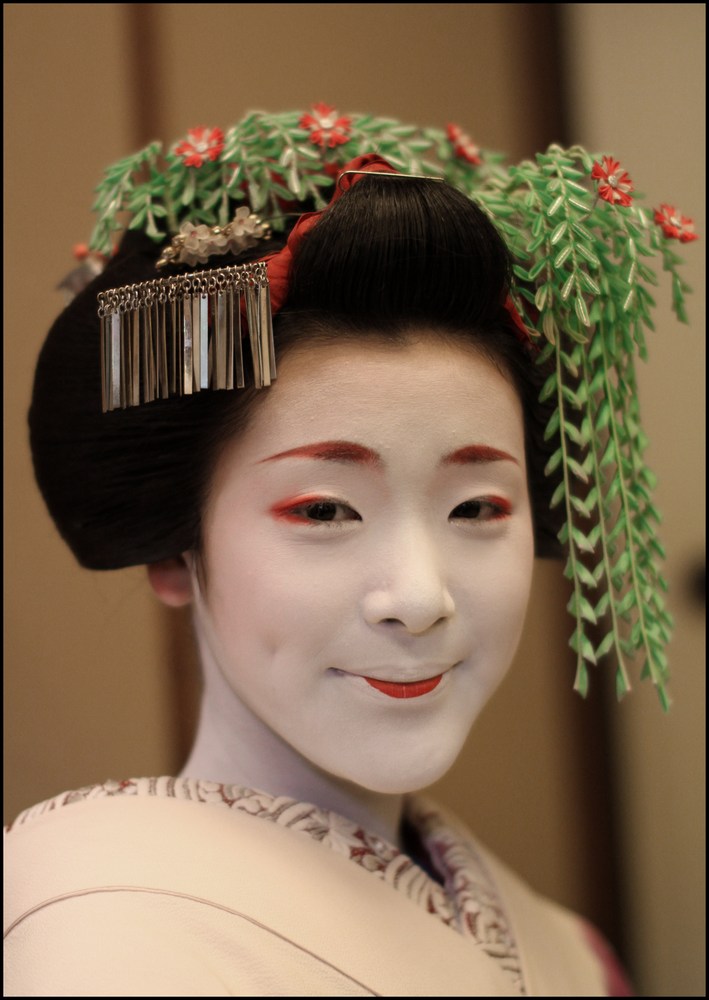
[6,110,695,996]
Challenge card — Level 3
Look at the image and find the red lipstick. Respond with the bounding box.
[364,675,443,698]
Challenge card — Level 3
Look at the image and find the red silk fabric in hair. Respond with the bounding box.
[261,155,398,315]
[249,154,533,348]
[503,295,534,347]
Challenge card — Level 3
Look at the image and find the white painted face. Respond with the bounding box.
[194,336,534,794]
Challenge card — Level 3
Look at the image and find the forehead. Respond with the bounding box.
[205,335,526,488]
[218,335,525,470]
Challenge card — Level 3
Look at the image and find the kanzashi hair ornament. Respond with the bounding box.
[156,207,271,268]
[97,261,274,412]
[95,154,481,416]
[335,167,446,191]
[79,108,698,707]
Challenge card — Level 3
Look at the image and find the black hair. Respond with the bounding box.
[29,177,561,569]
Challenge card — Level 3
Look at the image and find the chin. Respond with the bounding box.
[337,743,465,796]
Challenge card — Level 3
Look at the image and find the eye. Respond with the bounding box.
[450,496,512,522]
[270,496,362,525]
[293,501,361,524]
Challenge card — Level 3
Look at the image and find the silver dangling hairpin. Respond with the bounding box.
[97,262,275,412]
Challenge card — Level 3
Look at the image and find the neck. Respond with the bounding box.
[180,639,405,849]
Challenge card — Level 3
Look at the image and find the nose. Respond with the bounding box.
[361,526,455,635]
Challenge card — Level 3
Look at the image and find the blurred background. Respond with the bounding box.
[4,4,705,995]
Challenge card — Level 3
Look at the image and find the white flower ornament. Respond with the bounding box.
[157,209,270,268]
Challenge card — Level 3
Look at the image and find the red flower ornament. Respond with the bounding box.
[654,204,699,243]
[174,126,225,167]
[300,103,352,148]
[591,156,634,207]
[446,123,482,166]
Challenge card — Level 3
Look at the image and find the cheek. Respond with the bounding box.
[203,526,354,657]
[458,529,534,651]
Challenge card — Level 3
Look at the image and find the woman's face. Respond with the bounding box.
[193,335,534,794]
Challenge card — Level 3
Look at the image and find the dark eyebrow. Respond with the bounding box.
[259,440,382,466]
[441,444,519,466]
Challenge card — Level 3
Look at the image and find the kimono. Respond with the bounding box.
[4,777,629,996]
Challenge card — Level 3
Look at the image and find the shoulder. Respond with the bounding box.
[409,795,633,997]
[483,846,632,996]
[7,780,511,997]
[4,776,326,925]
[6,778,371,996]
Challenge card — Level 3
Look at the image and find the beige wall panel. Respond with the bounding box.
[564,4,705,995]
[4,4,175,821]
[153,3,549,160]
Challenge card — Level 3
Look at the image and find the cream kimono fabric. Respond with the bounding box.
[5,778,613,996]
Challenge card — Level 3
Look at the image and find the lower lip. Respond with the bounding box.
[364,675,443,699]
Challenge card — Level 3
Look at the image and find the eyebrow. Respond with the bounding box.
[441,445,519,466]
[259,440,382,466]
[260,440,518,468]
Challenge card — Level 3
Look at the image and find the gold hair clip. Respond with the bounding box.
[336,169,444,192]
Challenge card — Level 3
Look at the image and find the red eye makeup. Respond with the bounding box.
[270,494,361,525]
[450,495,512,522]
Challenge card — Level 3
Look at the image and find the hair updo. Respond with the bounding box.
[29,177,561,569]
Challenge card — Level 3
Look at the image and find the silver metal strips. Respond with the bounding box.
[97,262,274,412]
